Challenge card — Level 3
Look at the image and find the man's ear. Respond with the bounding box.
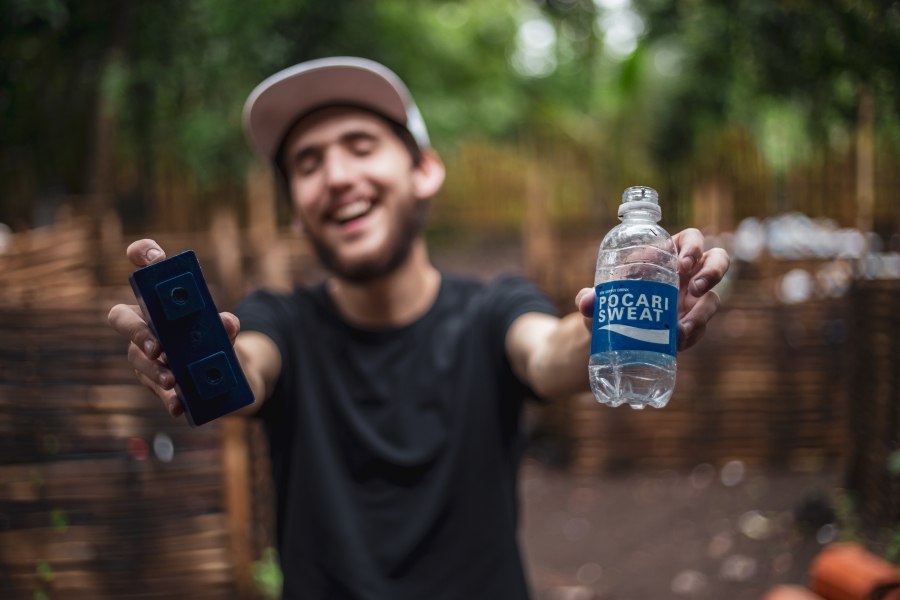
[411,149,445,200]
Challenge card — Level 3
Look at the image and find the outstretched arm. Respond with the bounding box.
[506,228,730,397]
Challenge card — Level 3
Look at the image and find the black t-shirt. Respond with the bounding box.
[235,273,556,600]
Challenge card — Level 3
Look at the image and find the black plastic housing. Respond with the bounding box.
[129,250,255,427]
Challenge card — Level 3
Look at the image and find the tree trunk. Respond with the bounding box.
[856,84,874,234]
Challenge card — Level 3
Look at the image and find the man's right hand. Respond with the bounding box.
[107,239,241,417]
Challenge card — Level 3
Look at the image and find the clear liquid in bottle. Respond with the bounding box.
[589,186,678,409]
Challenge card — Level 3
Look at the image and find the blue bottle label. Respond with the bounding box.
[591,280,678,357]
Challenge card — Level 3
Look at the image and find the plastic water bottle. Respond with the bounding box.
[589,186,678,409]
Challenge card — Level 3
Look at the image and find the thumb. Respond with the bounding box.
[220,312,241,344]
[575,287,594,318]
[126,239,166,269]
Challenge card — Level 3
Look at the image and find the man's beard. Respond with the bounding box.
[306,198,430,284]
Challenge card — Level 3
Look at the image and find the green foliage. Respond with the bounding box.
[35,560,53,583]
[756,100,813,176]
[1,0,121,198]
[889,449,900,475]
[253,546,283,598]
[833,489,863,543]
[2,0,611,203]
[635,0,900,164]
[886,525,900,564]
[2,0,900,227]
[49,508,68,532]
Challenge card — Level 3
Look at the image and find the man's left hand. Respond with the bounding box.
[575,228,731,351]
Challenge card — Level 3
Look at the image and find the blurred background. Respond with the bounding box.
[2,0,900,598]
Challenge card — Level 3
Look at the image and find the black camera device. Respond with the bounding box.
[129,251,255,427]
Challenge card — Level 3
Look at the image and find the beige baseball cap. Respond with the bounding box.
[242,57,431,161]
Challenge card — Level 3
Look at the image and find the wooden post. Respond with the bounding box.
[856,84,874,234]
[221,417,254,599]
[691,177,733,234]
[210,208,243,308]
[247,162,277,241]
[85,56,120,216]
[247,162,291,291]
[523,166,556,295]
[98,209,122,286]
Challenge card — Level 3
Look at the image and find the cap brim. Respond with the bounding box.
[243,57,427,161]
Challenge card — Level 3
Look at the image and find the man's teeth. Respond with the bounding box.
[333,199,372,223]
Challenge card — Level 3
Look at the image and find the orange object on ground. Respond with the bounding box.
[809,543,900,600]
[762,585,826,600]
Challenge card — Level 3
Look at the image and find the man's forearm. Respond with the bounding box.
[525,312,591,398]
[231,331,282,416]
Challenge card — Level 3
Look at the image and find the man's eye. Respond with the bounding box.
[296,155,319,175]
[349,139,376,155]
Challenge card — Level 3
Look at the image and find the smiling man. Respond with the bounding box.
[107,57,729,599]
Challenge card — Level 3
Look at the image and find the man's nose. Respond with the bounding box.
[323,148,354,190]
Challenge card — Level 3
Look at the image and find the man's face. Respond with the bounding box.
[281,106,435,282]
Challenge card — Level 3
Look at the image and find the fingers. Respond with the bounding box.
[575,288,594,318]
[108,304,161,360]
[673,229,732,297]
[126,239,166,269]
[221,312,241,344]
[134,370,183,417]
[128,342,175,389]
[673,228,704,276]
[677,291,721,351]
[678,323,707,352]
[687,248,730,297]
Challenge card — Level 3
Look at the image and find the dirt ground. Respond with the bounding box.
[519,461,841,600]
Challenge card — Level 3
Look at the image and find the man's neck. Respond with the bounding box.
[326,238,441,328]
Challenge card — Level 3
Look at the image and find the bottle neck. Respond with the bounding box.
[619,208,661,223]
